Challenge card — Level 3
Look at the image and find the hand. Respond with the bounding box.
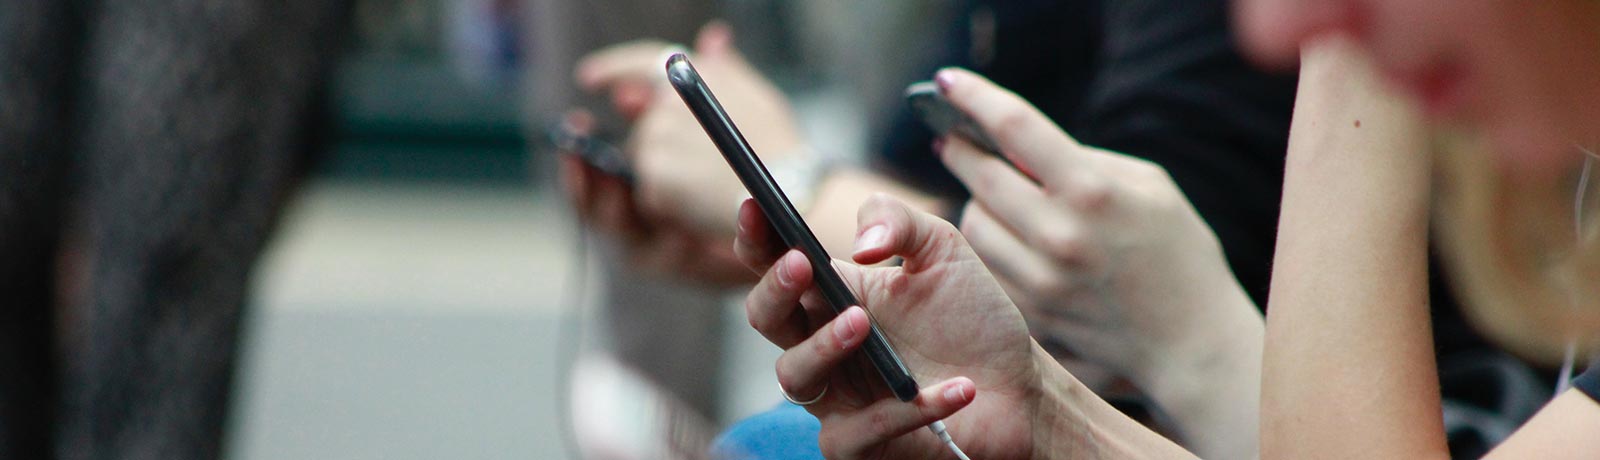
[933,68,1264,458]
[733,194,1047,459]
[933,68,1260,388]
[557,110,753,286]
[577,21,809,236]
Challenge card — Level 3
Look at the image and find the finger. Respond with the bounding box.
[774,306,870,402]
[940,134,1076,225]
[745,250,816,348]
[850,193,967,271]
[734,198,788,272]
[935,67,1084,183]
[609,80,656,121]
[559,155,594,218]
[818,377,976,459]
[958,202,1060,294]
[694,20,734,57]
[591,172,649,245]
[574,39,679,91]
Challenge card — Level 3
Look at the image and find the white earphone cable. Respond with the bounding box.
[928,420,972,460]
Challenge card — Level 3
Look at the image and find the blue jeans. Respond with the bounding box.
[710,403,822,460]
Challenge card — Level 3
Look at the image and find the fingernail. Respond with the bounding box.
[943,381,971,404]
[934,69,958,94]
[832,308,861,347]
[854,225,890,255]
[931,137,945,155]
[776,252,796,286]
[736,201,751,236]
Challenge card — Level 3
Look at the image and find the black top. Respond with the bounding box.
[1576,359,1600,402]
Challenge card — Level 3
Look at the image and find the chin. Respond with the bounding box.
[1482,118,1583,179]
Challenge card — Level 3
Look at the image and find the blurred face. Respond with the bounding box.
[1235,0,1600,175]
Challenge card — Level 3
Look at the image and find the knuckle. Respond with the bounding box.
[865,192,899,210]
[865,408,895,438]
[1023,271,1066,296]
[1039,228,1088,264]
[992,108,1034,141]
[1069,176,1114,213]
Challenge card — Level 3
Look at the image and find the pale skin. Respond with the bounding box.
[575,24,1272,456]
[934,66,1263,459]
[735,37,1600,459]
[1232,0,1600,454]
[565,22,940,287]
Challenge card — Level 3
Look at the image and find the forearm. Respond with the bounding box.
[803,167,946,257]
[1260,38,1445,459]
[1030,343,1200,460]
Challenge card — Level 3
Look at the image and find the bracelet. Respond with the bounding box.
[764,146,838,215]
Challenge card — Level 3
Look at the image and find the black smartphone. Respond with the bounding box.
[906,81,1002,154]
[548,120,636,184]
[665,53,920,402]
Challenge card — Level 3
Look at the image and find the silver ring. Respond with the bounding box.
[781,382,828,406]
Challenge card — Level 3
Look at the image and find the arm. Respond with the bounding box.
[1260,38,1445,459]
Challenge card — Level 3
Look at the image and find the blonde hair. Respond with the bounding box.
[1433,133,1600,365]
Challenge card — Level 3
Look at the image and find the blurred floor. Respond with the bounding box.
[226,179,790,459]
[228,180,576,460]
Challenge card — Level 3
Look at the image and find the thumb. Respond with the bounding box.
[851,194,972,272]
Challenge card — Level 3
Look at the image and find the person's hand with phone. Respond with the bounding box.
[931,68,1265,459]
[576,21,810,238]
[733,194,1194,460]
[557,109,754,285]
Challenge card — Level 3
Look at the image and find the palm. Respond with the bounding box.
[821,240,1041,459]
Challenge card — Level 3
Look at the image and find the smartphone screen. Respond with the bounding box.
[665,53,920,402]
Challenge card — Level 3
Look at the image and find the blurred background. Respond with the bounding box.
[224,1,953,458]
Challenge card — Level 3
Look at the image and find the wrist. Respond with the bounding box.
[1029,341,1199,460]
[1136,284,1264,457]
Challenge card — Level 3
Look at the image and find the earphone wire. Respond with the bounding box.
[554,171,592,460]
[1558,146,1599,394]
[928,420,972,460]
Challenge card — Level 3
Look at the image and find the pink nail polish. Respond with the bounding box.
[935,69,957,94]
[853,225,890,255]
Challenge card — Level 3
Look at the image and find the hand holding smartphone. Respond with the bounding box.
[548,112,636,184]
[906,81,1002,154]
[665,53,921,402]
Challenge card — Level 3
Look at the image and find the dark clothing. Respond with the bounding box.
[0,2,348,459]
[1576,359,1600,403]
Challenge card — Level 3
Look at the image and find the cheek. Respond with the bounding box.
[1471,1,1600,173]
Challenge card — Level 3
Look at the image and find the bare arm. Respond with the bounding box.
[1484,389,1600,459]
[804,168,947,259]
[1260,38,1446,459]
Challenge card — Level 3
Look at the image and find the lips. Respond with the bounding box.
[1391,60,1469,118]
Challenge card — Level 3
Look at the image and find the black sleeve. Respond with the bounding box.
[1576,358,1600,402]
[1077,0,1296,306]
[874,0,1102,199]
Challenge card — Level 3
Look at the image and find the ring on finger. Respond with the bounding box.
[781,382,829,406]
